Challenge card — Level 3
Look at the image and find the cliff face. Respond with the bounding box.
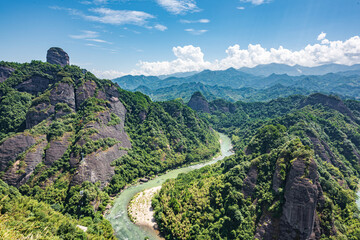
[187,91,210,113]
[0,47,131,189]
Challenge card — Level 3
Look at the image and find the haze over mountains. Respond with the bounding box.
[113,63,360,102]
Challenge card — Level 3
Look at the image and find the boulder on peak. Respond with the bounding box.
[46,47,69,67]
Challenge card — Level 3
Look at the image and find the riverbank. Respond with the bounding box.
[128,186,161,229]
[106,133,234,240]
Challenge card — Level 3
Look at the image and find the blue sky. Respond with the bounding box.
[0,0,360,78]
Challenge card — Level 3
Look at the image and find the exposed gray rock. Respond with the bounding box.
[75,81,98,109]
[279,157,320,240]
[300,93,356,121]
[45,133,72,166]
[255,157,323,240]
[188,91,210,113]
[25,82,75,128]
[46,47,70,67]
[3,136,47,187]
[242,164,258,198]
[0,134,36,172]
[0,66,15,83]
[71,144,128,188]
[15,75,51,95]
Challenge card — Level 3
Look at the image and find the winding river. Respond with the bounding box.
[106,133,234,240]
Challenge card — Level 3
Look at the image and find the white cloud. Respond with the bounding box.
[237,7,245,10]
[86,38,111,43]
[185,28,208,35]
[154,24,168,31]
[81,0,109,5]
[156,0,199,14]
[91,69,125,79]
[69,30,99,39]
[130,45,212,76]
[240,0,270,5]
[54,7,165,30]
[180,18,210,23]
[85,8,155,25]
[86,43,98,47]
[317,32,326,41]
[127,34,360,76]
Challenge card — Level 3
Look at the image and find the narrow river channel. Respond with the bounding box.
[106,133,234,240]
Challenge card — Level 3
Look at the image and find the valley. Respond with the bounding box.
[107,133,233,240]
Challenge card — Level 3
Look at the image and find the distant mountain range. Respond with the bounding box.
[238,63,360,76]
[113,63,360,102]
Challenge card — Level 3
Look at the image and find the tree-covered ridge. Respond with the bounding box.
[154,94,360,239]
[0,179,104,239]
[0,60,219,238]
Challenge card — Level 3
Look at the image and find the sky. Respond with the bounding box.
[0,0,360,79]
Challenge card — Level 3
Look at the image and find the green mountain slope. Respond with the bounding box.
[0,55,219,238]
[153,93,360,240]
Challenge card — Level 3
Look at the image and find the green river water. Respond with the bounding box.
[106,133,234,240]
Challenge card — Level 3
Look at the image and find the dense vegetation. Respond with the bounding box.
[0,179,94,239]
[136,82,310,103]
[153,94,360,239]
[114,66,360,102]
[0,60,219,239]
[106,90,219,194]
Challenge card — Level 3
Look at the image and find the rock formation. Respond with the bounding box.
[188,91,210,113]
[0,48,132,189]
[0,66,14,83]
[46,47,70,67]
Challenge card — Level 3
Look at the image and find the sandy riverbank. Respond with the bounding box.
[128,186,162,230]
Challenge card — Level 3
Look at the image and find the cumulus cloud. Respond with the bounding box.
[130,45,212,76]
[317,32,327,41]
[156,0,199,14]
[240,0,270,5]
[91,69,126,79]
[185,28,208,35]
[237,7,245,10]
[128,33,360,76]
[180,19,210,23]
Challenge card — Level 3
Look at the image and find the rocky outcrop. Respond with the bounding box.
[242,164,258,198]
[187,91,210,113]
[0,66,14,83]
[70,101,131,188]
[45,133,72,166]
[46,47,70,67]
[256,156,323,240]
[279,157,320,239]
[15,75,51,95]
[300,93,356,121]
[26,82,75,128]
[0,134,36,172]
[3,137,47,187]
[71,144,128,188]
[75,81,102,109]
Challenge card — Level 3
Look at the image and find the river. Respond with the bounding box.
[106,133,234,240]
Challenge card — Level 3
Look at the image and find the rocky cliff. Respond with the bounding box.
[187,91,210,113]
[46,47,70,67]
[0,47,130,189]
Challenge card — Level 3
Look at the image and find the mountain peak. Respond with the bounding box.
[188,91,210,113]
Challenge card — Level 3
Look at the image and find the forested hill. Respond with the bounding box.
[0,48,219,238]
[113,66,360,102]
[153,92,360,239]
